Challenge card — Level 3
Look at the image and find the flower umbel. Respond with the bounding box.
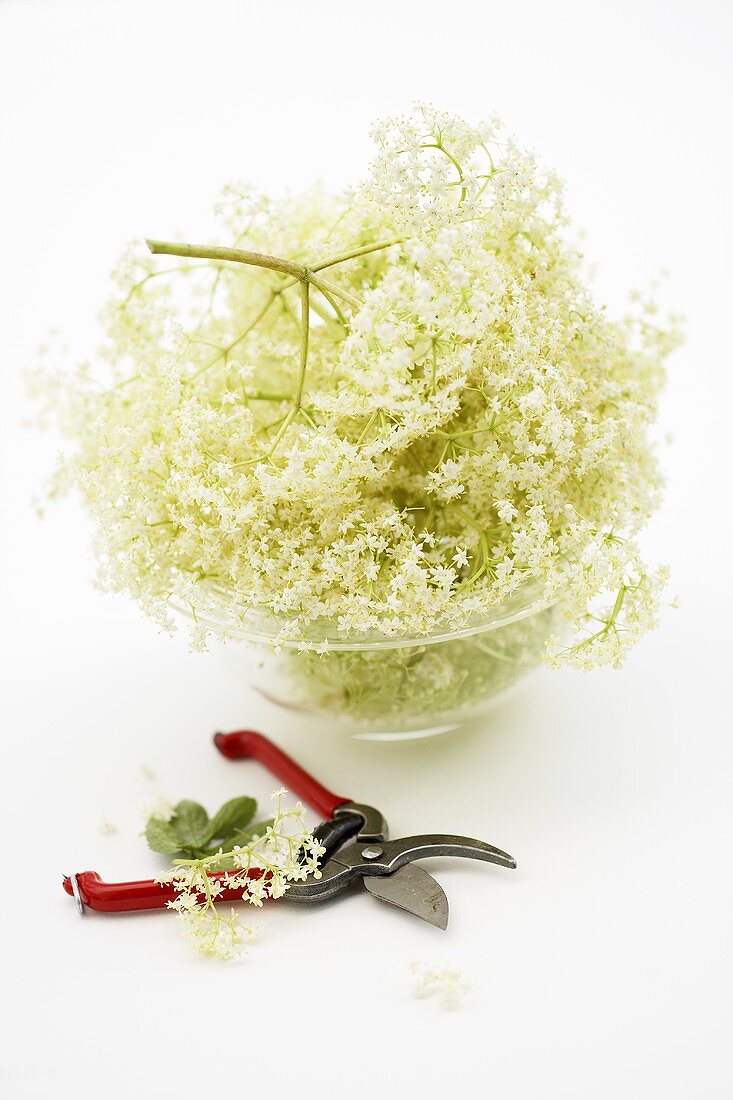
[39,103,681,671]
[161,790,324,959]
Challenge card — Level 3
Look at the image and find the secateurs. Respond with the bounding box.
[63,730,516,929]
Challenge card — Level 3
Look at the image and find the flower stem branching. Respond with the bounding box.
[158,790,325,960]
[146,239,308,280]
[44,104,679,677]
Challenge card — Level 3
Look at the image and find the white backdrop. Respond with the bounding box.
[1,1,731,1097]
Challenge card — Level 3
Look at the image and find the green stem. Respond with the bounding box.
[609,584,627,623]
[245,390,293,402]
[452,505,483,532]
[312,280,347,326]
[307,293,341,328]
[144,231,382,469]
[121,265,199,308]
[266,408,297,458]
[310,274,363,311]
[146,239,307,280]
[311,237,404,272]
[294,281,310,408]
[187,292,278,383]
[421,141,467,202]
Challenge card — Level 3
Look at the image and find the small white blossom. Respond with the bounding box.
[409,960,471,1011]
[142,796,176,823]
[39,103,680,678]
[162,790,319,960]
[495,500,518,524]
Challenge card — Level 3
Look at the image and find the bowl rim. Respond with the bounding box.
[171,580,556,652]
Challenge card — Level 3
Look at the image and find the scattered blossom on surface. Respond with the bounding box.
[142,795,176,823]
[409,960,472,1010]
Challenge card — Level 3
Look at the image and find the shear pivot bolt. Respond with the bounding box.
[361,846,383,861]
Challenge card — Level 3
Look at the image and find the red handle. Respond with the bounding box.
[213,729,349,819]
[62,731,349,914]
[63,869,268,913]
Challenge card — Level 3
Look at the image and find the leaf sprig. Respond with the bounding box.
[145,795,273,865]
[152,789,324,960]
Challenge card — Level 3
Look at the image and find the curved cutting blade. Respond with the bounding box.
[364,864,449,930]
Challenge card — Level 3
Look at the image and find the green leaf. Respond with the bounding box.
[180,845,213,859]
[173,800,210,848]
[145,817,182,855]
[226,818,274,848]
[208,796,257,841]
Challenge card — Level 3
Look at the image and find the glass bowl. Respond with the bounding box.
[180,585,560,740]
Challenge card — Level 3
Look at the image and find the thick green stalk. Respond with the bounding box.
[146,239,307,280]
[294,280,310,408]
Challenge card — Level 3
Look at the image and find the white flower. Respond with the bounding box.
[142,796,175,823]
[41,103,679,674]
[495,500,518,524]
[409,960,471,1011]
[452,547,469,568]
[163,788,318,960]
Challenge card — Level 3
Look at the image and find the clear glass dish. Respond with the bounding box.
[178,585,560,740]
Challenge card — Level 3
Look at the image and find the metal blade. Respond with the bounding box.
[379,834,516,871]
[364,864,449,930]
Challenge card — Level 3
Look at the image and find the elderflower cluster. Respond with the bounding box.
[41,104,680,670]
[409,960,471,1010]
[163,790,324,959]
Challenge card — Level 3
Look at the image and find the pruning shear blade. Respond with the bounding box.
[364,864,449,930]
[285,822,516,930]
[63,731,516,931]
